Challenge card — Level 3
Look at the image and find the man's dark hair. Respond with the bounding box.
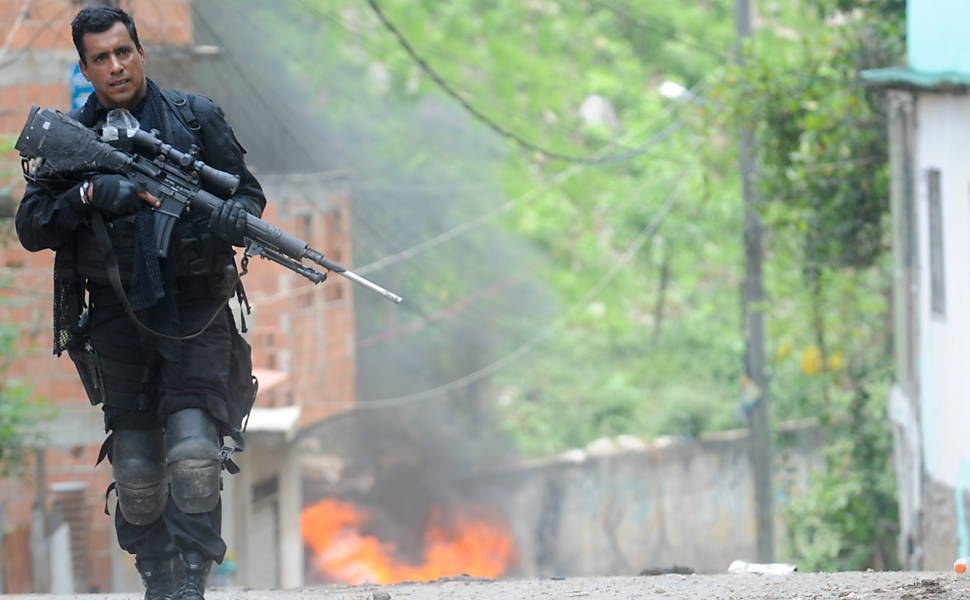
[71,7,142,64]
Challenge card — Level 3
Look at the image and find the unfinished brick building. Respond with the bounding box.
[0,0,356,592]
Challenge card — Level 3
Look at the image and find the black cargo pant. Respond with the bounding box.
[88,280,235,563]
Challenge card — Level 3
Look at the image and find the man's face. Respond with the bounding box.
[78,21,147,110]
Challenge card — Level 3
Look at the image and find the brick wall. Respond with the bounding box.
[248,175,357,426]
[0,0,193,133]
[0,1,357,592]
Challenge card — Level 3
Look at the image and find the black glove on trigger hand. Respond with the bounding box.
[208,199,249,246]
[90,174,145,215]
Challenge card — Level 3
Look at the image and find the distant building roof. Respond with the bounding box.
[861,67,970,92]
[862,2,970,92]
[908,0,970,77]
[245,405,302,446]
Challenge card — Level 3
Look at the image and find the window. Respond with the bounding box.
[927,168,945,316]
[298,214,313,245]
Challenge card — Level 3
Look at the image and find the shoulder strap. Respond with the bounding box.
[159,88,203,135]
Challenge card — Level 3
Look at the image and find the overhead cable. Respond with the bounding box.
[306,169,689,423]
[353,121,685,276]
[364,0,686,165]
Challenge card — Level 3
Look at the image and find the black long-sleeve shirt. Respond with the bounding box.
[16,80,265,253]
[15,79,267,354]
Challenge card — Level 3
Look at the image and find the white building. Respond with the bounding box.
[863,0,970,570]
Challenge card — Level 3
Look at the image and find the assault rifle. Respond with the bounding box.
[15,105,403,304]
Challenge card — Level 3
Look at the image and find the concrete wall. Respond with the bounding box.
[922,475,970,568]
[474,423,823,576]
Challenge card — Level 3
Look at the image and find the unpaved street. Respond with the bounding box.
[5,572,969,600]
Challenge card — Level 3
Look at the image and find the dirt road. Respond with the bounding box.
[5,571,968,600]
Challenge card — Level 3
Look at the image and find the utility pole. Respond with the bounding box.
[735,0,773,562]
[30,449,50,592]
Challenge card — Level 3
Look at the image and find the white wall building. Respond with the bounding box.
[863,0,970,570]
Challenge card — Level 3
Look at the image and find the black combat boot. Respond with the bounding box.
[173,551,212,600]
[135,557,175,600]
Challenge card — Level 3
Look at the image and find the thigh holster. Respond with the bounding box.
[165,408,221,514]
[112,429,168,525]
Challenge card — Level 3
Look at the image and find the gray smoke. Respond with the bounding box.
[146,0,554,571]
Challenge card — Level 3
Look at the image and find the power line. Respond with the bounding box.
[202,1,655,328]
[354,121,684,276]
[305,170,688,421]
[350,161,695,348]
[294,0,659,159]
[199,2,710,332]
[198,4,521,325]
[220,0,706,281]
[352,82,707,276]
[593,1,735,62]
[205,2,499,262]
[342,112,686,278]
[355,271,533,348]
[363,0,681,166]
[244,140,700,353]
[190,8,405,252]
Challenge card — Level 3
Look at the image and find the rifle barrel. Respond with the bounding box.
[303,247,403,304]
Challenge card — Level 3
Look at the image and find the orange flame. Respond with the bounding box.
[300,498,514,584]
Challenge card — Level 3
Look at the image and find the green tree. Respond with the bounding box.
[713,0,904,569]
[0,138,50,477]
[0,319,47,478]
[221,0,902,568]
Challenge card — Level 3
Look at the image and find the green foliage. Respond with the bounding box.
[785,372,898,570]
[277,0,747,438]
[0,374,45,478]
[0,130,50,473]
[0,137,46,476]
[709,0,903,569]
[0,281,50,477]
[246,0,903,570]
[1,134,19,223]
[713,3,903,270]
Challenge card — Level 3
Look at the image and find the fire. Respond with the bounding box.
[300,498,515,584]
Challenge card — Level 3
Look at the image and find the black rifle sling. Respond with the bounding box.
[158,87,253,332]
[159,88,202,136]
[90,212,228,341]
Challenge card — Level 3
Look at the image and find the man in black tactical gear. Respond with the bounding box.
[15,7,265,600]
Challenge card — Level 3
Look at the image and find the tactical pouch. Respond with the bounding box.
[66,316,106,406]
[226,323,258,434]
[178,225,215,277]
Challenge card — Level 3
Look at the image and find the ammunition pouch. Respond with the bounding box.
[227,322,257,437]
[175,216,234,281]
[66,313,106,406]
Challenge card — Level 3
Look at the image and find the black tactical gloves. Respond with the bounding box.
[208,199,249,246]
[88,174,146,215]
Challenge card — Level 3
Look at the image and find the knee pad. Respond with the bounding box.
[112,428,167,525]
[166,408,221,514]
